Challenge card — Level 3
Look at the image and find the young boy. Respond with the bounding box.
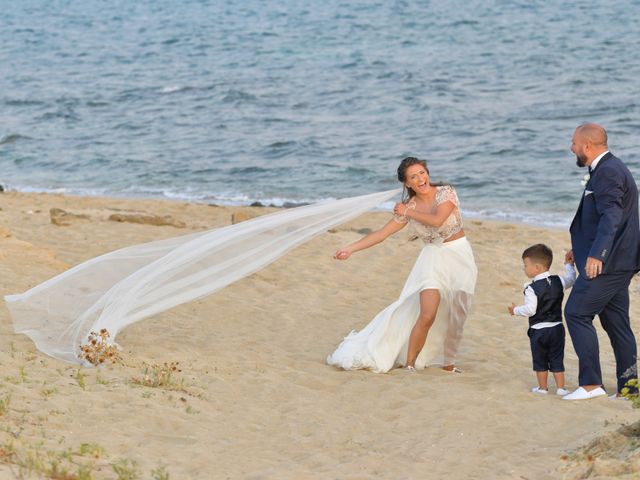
[508,244,576,396]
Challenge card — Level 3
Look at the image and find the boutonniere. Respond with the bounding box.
[581,173,590,187]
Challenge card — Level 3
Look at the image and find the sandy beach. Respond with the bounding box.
[1,191,640,479]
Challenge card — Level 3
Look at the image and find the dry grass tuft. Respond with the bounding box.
[0,394,10,417]
[131,362,184,391]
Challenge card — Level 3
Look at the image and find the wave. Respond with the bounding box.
[3,98,46,107]
[221,89,258,104]
[462,207,571,229]
[0,134,30,145]
[159,85,192,94]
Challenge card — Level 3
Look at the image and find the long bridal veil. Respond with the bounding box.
[5,189,400,365]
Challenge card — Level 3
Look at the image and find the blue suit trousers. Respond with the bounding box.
[564,271,637,392]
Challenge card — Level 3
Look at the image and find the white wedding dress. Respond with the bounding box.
[327,186,477,372]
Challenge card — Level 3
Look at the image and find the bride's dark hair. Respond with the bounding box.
[397,156,447,202]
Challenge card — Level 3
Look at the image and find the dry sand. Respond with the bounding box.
[1,191,639,479]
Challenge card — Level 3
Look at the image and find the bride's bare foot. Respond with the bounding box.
[442,365,463,373]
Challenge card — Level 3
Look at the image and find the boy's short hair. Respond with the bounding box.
[522,244,553,269]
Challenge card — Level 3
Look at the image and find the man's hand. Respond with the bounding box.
[585,256,603,279]
[508,303,516,316]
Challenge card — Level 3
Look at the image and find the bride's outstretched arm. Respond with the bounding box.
[334,218,406,260]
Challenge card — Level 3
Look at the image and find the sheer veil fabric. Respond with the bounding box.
[5,189,400,365]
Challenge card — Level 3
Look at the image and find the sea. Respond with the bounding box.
[1,0,640,227]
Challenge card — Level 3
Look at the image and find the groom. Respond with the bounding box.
[563,123,640,401]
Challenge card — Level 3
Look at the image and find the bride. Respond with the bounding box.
[327,157,477,373]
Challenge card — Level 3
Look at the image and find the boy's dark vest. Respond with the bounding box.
[527,275,564,327]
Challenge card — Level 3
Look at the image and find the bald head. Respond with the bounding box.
[571,123,609,167]
[575,123,608,147]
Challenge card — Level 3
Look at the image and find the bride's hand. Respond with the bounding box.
[334,248,352,261]
[393,202,409,216]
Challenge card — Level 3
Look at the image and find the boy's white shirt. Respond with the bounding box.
[513,263,577,329]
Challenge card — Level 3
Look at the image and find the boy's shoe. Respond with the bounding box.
[556,388,570,396]
[531,387,548,394]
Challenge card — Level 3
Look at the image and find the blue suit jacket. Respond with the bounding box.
[570,152,640,277]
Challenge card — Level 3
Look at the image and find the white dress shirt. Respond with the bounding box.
[513,263,577,329]
[589,150,609,171]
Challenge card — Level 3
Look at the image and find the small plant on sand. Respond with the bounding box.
[0,394,10,416]
[151,465,170,480]
[0,440,16,464]
[95,370,109,386]
[0,440,105,480]
[78,443,104,459]
[131,362,183,390]
[18,366,28,383]
[41,387,58,399]
[79,329,122,366]
[75,369,87,390]
[620,366,640,406]
[112,458,140,480]
[621,378,640,407]
[185,405,199,415]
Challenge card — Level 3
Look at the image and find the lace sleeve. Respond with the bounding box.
[392,213,408,223]
[391,201,415,223]
[436,185,459,207]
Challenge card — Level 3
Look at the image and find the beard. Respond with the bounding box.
[575,153,588,167]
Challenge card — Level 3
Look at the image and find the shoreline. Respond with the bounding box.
[1,189,639,479]
[0,186,574,230]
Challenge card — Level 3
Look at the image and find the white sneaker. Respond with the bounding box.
[531,387,548,394]
[562,386,607,400]
[556,388,570,396]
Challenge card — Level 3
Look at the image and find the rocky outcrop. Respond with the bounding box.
[108,213,186,228]
[50,208,90,226]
